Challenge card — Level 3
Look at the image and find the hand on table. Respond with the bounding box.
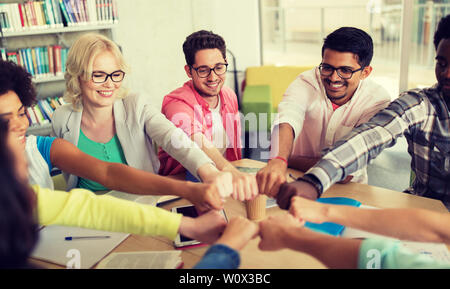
[276,180,319,210]
[223,166,259,201]
[189,172,233,213]
[255,158,287,198]
[258,213,304,251]
[215,216,259,251]
[289,196,329,224]
[179,210,227,244]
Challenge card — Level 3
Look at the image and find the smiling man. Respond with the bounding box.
[159,30,258,202]
[275,14,450,210]
[256,27,391,196]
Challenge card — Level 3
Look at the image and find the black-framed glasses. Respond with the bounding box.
[91,70,125,83]
[318,64,363,79]
[190,63,228,78]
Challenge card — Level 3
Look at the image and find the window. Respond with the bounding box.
[260,0,450,99]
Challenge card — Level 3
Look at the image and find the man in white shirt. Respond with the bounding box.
[257,27,391,196]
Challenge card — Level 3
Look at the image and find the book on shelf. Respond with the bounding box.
[0,48,7,60]
[0,0,118,32]
[26,107,38,125]
[5,45,69,80]
[27,96,66,127]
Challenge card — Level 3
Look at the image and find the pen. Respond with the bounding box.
[156,197,182,207]
[65,236,111,241]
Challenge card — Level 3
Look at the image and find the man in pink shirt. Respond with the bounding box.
[256,27,391,196]
[159,30,258,201]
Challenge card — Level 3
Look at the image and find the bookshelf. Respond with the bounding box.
[0,0,119,136]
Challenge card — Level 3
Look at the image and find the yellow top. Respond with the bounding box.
[33,185,182,240]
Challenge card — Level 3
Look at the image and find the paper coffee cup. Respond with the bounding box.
[246,194,267,221]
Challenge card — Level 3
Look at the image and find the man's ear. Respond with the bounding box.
[361,65,373,79]
[184,65,193,79]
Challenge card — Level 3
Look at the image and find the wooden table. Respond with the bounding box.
[31,159,449,269]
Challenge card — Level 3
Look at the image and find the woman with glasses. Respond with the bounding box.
[50,33,235,211]
[1,58,232,212]
[158,30,258,202]
[256,27,393,197]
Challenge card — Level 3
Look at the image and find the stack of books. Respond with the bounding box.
[3,45,69,80]
[0,0,119,31]
[27,96,67,127]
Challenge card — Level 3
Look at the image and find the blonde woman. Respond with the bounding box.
[1,59,230,211]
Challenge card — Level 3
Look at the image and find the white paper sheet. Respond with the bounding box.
[32,226,129,269]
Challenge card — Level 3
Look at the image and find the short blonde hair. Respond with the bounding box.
[64,33,129,109]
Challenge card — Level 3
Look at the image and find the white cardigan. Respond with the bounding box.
[52,92,214,190]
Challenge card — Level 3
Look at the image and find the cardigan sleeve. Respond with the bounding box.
[34,185,182,240]
[140,99,215,179]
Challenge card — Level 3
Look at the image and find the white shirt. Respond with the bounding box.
[273,67,392,184]
[25,135,54,189]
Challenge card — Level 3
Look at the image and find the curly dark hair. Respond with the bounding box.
[322,27,374,68]
[434,14,450,50]
[0,118,38,268]
[182,30,227,66]
[0,60,36,107]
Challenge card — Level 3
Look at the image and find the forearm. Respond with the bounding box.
[327,206,450,243]
[192,133,235,172]
[288,155,320,172]
[283,228,361,269]
[104,163,193,198]
[148,114,214,179]
[269,123,294,160]
[196,163,220,183]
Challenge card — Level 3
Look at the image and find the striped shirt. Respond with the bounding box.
[305,85,450,209]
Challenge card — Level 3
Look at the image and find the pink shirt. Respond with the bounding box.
[158,81,242,176]
[273,67,391,183]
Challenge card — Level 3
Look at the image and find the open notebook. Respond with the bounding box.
[96,250,183,269]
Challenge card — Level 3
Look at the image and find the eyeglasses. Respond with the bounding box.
[91,70,125,83]
[318,64,363,79]
[190,63,228,78]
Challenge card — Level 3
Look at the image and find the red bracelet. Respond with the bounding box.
[270,156,288,166]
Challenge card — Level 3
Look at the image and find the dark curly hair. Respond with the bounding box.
[322,27,374,68]
[434,14,450,50]
[182,30,227,66]
[0,60,36,107]
[0,118,38,268]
